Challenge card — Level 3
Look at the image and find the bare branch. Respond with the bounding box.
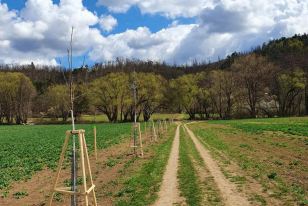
[82,56,86,68]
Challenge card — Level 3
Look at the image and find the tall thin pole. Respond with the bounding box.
[94,126,97,160]
[69,27,77,206]
[131,72,137,154]
[150,121,153,141]
[71,110,77,206]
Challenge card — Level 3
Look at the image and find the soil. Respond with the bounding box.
[152,124,185,206]
[184,124,251,206]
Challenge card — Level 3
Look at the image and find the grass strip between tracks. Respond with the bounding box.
[178,125,202,205]
[115,125,177,206]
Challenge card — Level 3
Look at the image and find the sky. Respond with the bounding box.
[0,0,307,68]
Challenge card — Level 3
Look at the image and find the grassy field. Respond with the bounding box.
[0,123,134,190]
[187,118,308,205]
[27,113,185,124]
[0,121,177,205]
[1,117,308,205]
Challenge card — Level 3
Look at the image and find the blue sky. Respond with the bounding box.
[0,0,307,68]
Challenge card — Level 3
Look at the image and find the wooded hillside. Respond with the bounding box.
[1,34,308,124]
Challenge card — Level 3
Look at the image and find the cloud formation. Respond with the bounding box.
[169,0,308,63]
[96,0,216,18]
[0,0,307,66]
[92,0,308,64]
[89,25,195,62]
[99,14,117,33]
[0,0,104,65]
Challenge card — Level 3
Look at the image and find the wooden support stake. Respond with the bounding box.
[163,119,167,131]
[158,120,163,136]
[149,120,157,142]
[48,130,97,206]
[144,121,146,134]
[128,123,144,158]
[94,126,97,160]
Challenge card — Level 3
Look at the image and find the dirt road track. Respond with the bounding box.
[184,124,251,206]
[152,124,184,206]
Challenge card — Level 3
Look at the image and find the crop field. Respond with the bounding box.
[0,118,307,206]
[0,124,134,190]
[187,118,308,205]
[0,122,177,205]
[27,113,184,124]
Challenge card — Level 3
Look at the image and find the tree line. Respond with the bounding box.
[0,34,308,124]
[171,54,306,119]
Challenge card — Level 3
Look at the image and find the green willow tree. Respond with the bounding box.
[170,74,200,119]
[134,72,167,122]
[0,72,36,124]
[275,69,306,116]
[46,84,70,121]
[91,72,129,123]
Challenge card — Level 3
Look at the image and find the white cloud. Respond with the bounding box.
[168,0,308,64]
[0,0,308,66]
[96,0,216,18]
[99,14,117,32]
[89,25,195,62]
[91,0,308,64]
[0,0,104,65]
[96,0,141,13]
[168,20,179,28]
[0,2,17,24]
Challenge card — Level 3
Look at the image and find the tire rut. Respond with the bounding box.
[152,124,185,206]
[184,124,251,206]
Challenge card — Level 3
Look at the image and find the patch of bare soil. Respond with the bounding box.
[184,124,251,206]
[152,124,185,206]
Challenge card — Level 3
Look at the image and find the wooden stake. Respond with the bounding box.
[128,123,144,158]
[94,126,97,160]
[81,132,97,205]
[144,121,146,134]
[149,120,157,142]
[48,130,97,206]
[158,120,163,136]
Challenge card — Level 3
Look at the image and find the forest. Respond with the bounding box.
[0,34,308,124]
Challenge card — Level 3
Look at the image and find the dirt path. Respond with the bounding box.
[184,124,251,206]
[153,124,184,206]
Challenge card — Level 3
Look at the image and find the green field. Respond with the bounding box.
[27,113,184,124]
[188,117,308,205]
[0,121,178,205]
[1,117,308,205]
[0,123,132,190]
[210,117,308,136]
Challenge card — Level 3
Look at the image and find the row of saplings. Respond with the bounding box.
[48,119,173,206]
